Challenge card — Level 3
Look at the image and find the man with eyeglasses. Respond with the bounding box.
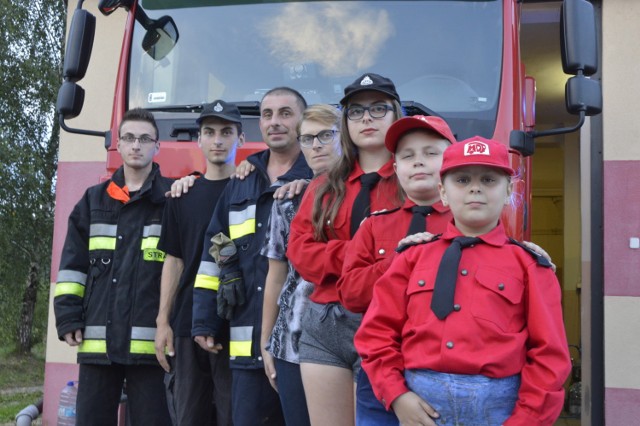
[54,108,173,425]
[155,100,243,426]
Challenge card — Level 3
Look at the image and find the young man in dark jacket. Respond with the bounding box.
[54,108,172,426]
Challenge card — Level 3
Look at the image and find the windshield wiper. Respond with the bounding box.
[146,101,261,116]
[401,101,442,119]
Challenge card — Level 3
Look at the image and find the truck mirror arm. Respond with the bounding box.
[58,113,107,139]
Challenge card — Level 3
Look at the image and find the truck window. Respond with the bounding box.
[129,0,502,140]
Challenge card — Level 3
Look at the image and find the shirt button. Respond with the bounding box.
[258,356,263,361]
[257,286,263,292]
[118,235,123,240]
[498,283,505,290]
[453,304,461,311]
[112,278,117,283]
[461,269,468,276]
[418,280,425,287]
[257,222,262,228]
[446,341,454,349]
[378,248,386,255]
[107,320,112,325]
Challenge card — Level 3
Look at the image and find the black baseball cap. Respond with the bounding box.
[340,73,400,105]
[196,100,242,125]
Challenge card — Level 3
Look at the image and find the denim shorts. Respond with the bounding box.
[298,301,362,378]
[405,369,520,426]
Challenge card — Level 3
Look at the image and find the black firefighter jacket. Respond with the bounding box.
[54,163,172,365]
[192,149,312,369]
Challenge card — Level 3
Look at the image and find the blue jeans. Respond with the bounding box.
[356,368,399,426]
[405,369,520,426]
[231,369,285,426]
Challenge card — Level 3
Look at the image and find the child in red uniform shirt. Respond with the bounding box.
[338,115,455,425]
[287,73,404,426]
[355,136,571,426]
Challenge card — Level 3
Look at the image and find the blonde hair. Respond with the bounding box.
[296,104,341,135]
[311,98,403,241]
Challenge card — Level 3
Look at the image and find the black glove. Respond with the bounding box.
[216,270,245,320]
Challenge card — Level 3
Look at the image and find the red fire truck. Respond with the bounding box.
[42,0,600,423]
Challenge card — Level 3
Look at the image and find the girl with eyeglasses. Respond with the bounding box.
[287,73,404,426]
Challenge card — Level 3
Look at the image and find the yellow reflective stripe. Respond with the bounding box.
[194,274,220,291]
[140,237,160,250]
[54,282,85,298]
[130,340,155,354]
[229,219,255,240]
[78,339,107,353]
[89,237,116,251]
[229,340,252,357]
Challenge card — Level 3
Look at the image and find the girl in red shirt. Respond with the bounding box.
[287,73,403,426]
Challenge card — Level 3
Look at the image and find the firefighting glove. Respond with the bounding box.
[216,270,246,320]
[210,233,245,320]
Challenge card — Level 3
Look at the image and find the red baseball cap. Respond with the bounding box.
[440,136,515,176]
[385,115,456,153]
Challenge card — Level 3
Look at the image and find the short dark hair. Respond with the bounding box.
[120,108,159,139]
[261,87,307,114]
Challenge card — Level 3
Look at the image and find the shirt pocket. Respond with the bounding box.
[405,267,438,327]
[470,267,525,333]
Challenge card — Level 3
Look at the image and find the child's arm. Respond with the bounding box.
[355,254,416,411]
[338,217,396,313]
[504,263,571,425]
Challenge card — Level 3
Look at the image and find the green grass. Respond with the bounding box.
[0,343,45,423]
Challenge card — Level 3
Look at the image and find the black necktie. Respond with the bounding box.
[405,206,434,236]
[431,236,482,320]
[350,172,381,237]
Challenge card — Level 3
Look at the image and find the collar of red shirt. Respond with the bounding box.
[402,198,450,215]
[441,220,509,247]
[347,158,396,183]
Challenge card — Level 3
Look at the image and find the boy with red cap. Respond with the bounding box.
[355,137,571,426]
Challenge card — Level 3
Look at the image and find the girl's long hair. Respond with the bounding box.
[311,98,403,241]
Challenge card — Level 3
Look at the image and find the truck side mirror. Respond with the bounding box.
[566,75,602,116]
[142,15,180,60]
[63,9,96,82]
[561,0,598,76]
[57,82,85,120]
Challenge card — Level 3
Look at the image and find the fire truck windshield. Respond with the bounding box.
[129,0,502,139]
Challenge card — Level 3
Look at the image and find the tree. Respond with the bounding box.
[0,0,65,353]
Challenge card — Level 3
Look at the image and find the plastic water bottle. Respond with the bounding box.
[57,381,77,425]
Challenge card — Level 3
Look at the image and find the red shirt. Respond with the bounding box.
[338,199,451,313]
[355,222,571,425]
[288,159,400,304]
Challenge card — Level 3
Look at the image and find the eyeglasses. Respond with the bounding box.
[346,104,394,121]
[297,130,339,148]
[119,134,157,144]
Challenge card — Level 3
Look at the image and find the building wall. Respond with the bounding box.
[43,2,125,424]
[601,1,640,424]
